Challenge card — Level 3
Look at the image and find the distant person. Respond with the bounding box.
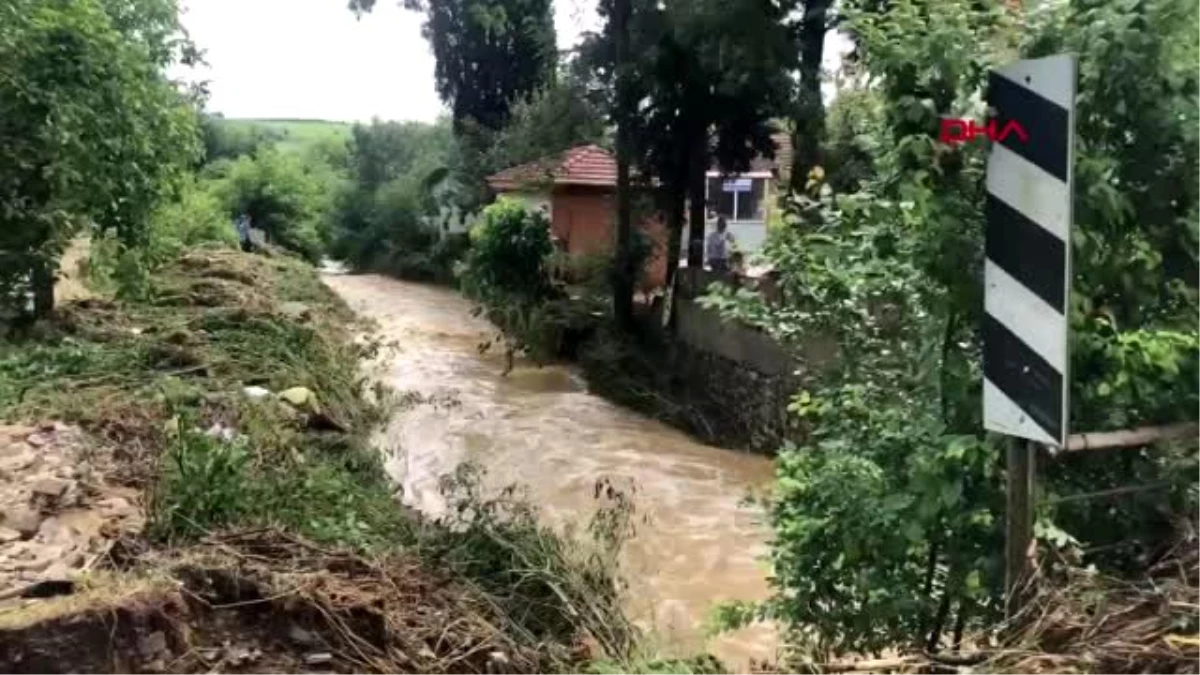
[706,215,735,273]
[235,213,252,252]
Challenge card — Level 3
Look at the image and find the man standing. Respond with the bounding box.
[705,215,736,273]
[235,213,252,252]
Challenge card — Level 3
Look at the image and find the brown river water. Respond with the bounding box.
[323,272,779,667]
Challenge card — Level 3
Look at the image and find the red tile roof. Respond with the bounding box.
[487,135,793,192]
[487,144,617,191]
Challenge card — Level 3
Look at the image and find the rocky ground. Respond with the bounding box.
[0,423,142,600]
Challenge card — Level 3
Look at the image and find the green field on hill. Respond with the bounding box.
[219,117,353,152]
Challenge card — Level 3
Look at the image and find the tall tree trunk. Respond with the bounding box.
[612,0,635,328]
[663,185,685,288]
[789,0,830,194]
[685,132,707,288]
[31,257,54,318]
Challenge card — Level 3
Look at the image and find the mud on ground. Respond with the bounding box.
[0,529,563,674]
[0,423,141,598]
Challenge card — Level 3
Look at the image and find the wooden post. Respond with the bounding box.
[1004,437,1036,617]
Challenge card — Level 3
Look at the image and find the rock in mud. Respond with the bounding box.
[287,624,318,647]
[243,385,271,400]
[97,496,136,519]
[0,423,143,602]
[3,507,42,539]
[303,652,332,665]
[278,301,312,321]
[138,631,168,659]
[278,386,319,413]
[30,478,70,500]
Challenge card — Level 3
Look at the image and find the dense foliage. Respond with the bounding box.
[703,0,1199,660]
[460,198,554,304]
[484,77,608,172]
[0,0,201,317]
[206,149,342,263]
[327,119,474,280]
[200,114,283,163]
[581,0,798,289]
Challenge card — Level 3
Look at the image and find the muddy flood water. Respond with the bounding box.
[323,272,778,667]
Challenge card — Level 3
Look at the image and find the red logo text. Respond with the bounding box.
[939,119,1029,145]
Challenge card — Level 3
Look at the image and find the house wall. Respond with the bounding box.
[550,185,668,290]
[551,186,611,255]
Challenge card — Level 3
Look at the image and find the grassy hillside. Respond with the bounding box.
[219,117,353,153]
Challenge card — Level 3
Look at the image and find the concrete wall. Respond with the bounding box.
[655,276,840,452]
[649,294,796,452]
[673,297,793,376]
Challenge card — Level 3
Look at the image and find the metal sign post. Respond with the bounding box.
[981,54,1076,615]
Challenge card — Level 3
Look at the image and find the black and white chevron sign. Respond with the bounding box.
[982,55,1076,448]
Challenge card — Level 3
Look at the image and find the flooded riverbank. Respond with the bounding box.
[323,272,778,667]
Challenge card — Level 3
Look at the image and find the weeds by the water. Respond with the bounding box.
[419,464,639,659]
[0,248,650,672]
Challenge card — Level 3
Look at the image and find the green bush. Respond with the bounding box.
[200,115,283,164]
[461,198,555,304]
[149,179,237,257]
[86,179,236,299]
[208,149,337,263]
[330,177,449,279]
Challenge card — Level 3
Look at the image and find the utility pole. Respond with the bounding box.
[612,0,635,329]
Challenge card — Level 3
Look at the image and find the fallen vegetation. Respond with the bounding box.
[0,247,642,673]
[983,529,1199,675]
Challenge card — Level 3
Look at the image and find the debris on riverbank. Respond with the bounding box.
[0,423,141,597]
[983,531,1199,674]
[0,248,641,673]
[0,528,573,673]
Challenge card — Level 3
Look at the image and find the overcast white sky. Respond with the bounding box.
[178,0,848,123]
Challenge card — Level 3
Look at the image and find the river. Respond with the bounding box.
[323,272,778,668]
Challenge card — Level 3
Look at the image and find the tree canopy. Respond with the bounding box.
[703,0,1199,658]
[0,0,201,316]
[350,0,557,132]
[582,0,797,275]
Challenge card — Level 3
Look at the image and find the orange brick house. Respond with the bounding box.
[485,137,792,290]
[485,145,670,289]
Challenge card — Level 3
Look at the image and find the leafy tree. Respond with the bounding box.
[200,114,283,164]
[349,0,556,132]
[822,86,885,193]
[584,0,797,287]
[329,118,468,279]
[460,197,554,304]
[348,118,454,192]
[444,67,607,219]
[330,175,441,277]
[703,0,1198,659]
[0,0,201,317]
[208,149,339,263]
[486,75,608,172]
